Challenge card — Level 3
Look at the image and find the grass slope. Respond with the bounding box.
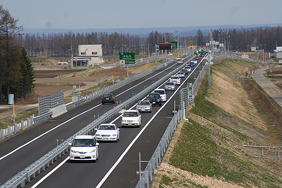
[157,59,282,188]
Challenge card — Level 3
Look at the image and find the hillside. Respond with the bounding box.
[153,59,282,187]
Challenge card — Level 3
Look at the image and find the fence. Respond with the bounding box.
[1,55,193,188]
[38,91,64,115]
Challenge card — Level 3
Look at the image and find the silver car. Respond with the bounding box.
[164,82,176,91]
[136,100,152,113]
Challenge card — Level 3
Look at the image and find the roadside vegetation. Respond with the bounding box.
[155,59,282,187]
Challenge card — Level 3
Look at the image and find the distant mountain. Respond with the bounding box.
[23,23,282,37]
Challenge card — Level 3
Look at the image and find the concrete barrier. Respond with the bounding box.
[50,104,67,118]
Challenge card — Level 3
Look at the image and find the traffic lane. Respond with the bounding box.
[25,64,197,187]
[0,61,183,182]
[101,61,205,188]
[0,60,178,156]
[26,76,182,187]
[31,101,169,188]
[101,87,180,188]
[0,101,116,184]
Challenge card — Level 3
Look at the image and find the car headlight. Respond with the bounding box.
[89,149,96,153]
[95,134,101,136]
[112,134,117,136]
[70,150,77,153]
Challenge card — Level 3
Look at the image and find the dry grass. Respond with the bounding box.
[153,58,282,188]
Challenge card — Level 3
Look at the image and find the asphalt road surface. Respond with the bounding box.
[0,55,206,187]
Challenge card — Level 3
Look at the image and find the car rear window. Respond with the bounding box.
[99,125,115,130]
[155,90,165,94]
[166,82,174,85]
[123,112,138,117]
[103,94,112,97]
[139,101,150,105]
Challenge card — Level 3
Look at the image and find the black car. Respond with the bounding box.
[147,92,162,106]
[101,93,115,104]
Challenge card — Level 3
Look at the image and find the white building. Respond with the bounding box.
[72,44,103,67]
[273,47,282,58]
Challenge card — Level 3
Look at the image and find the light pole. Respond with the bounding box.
[85,48,88,67]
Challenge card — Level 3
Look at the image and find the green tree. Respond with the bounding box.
[19,47,34,98]
[0,5,23,104]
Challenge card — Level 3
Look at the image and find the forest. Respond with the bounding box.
[15,26,282,58]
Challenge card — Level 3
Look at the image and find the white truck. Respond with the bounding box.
[154,88,167,102]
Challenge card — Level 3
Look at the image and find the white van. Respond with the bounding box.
[279,60,282,65]
[154,89,167,102]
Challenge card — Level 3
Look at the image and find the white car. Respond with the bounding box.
[176,72,185,78]
[154,89,167,102]
[191,60,197,64]
[121,110,141,127]
[95,124,120,142]
[69,135,99,161]
[136,100,152,113]
[184,66,191,72]
[169,76,181,85]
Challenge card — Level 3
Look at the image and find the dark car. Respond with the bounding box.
[147,92,162,106]
[189,62,195,67]
[101,93,115,104]
[181,68,189,74]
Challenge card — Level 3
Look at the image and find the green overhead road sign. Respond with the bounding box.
[119,52,135,64]
[171,41,177,49]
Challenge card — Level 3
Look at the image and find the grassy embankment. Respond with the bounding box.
[155,59,282,188]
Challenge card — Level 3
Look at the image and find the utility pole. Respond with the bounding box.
[70,43,73,68]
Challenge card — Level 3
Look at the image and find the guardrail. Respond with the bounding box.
[136,107,183,188]
[1,55,193,188]
[135,58,207,188]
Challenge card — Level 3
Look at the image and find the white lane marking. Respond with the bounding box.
[0,105,101,161]
[31,157,70,188]
[30,57,199,188]
[0,60,184,161]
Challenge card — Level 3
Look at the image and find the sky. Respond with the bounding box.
[1,0,282,30]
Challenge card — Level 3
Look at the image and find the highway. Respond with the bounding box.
[0,54,206,187]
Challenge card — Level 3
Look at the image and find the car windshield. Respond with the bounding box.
[103,94,112,98]
[166,82,174,85]
[72,139,96,147]
[138,101,150,105]
[171,76,178,79]
[99,125,115,130]
[123,112,138,117]
[149,94,159,98]
[154,90,164,94]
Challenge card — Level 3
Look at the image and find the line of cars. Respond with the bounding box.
[68,88,166,162]
[163,59,196,91]
[68,57,201,162]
